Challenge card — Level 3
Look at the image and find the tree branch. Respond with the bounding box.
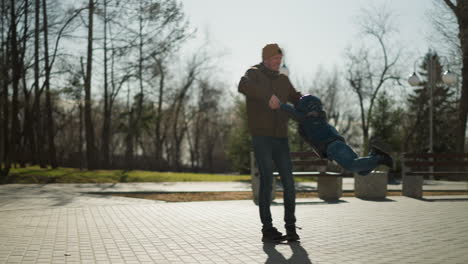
[443,0,457,14]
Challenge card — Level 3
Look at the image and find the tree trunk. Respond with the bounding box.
[31,0,46,168]
[101,0,110,169]
[0,0,10,177]
[170,67,196,170]
[444,0,468,153]
[107,34,128,169]
[42,0,57,168]
[84,0,97,169]
[10,0,21,168]
[23,84,35,168]
[187,112,201,172]
[30,0,41,167]
[455,1,468,152]
[356,90,369,153]
[204,127,218,173]
[135,0,144,162]
[125,109,134,170]
[154,59,165,169]
[79,100,83,170]
[123,1,146,171]
[18,0,30,167]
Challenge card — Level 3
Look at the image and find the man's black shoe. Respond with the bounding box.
[262,227,286,243]
[285,225,300,242]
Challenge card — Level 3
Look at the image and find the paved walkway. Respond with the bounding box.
[0,182,468,263]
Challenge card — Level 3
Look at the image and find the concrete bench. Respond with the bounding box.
[401,152,468,198]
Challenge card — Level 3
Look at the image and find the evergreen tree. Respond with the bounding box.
[405,51,458,153]
[370,91,404,153]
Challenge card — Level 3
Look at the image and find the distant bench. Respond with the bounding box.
[401,152,468,198]
[250,151,388,203]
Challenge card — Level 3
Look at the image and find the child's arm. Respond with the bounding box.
[280,103,306,122]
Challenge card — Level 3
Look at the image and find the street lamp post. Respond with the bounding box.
[279,48,290,76]
[280,64,289,76]
[408,55,457,178]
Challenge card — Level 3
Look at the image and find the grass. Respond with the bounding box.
[3,165,315,184]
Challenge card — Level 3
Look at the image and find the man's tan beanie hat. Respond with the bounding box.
[262,43,282,61]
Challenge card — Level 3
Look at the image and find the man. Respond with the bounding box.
[238,43,302,242]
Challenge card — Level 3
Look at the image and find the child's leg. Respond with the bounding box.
[326,140,380,174]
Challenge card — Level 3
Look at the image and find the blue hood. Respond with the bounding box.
[296,95,323,113]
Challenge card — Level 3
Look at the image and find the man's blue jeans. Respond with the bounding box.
[252,136,296,229]
[326,140,379,176]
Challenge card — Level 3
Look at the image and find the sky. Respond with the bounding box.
[180,0,437,96]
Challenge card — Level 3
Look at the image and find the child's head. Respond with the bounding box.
[297,95,323,113]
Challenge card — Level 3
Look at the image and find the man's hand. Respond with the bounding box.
[269,95,280,110]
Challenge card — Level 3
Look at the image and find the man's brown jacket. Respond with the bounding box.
[238,63,302,138]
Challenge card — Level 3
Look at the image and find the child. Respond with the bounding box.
[281,94,393,176]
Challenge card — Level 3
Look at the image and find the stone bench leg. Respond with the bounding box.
[354,171,388,199]
[318,176,342,201]
[402,175,423,198]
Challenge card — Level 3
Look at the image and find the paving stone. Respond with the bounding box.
[1,184,468,263]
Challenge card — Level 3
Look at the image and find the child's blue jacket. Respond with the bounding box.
[280,95,344,158]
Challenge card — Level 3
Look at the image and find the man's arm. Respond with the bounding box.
[280,103,305,122]
[238,68,273,102]
[285,77,302,106]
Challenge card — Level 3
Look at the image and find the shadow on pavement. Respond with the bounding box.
[51,194,77,207]
[419,197,468,202]
[263,241,313,264]
[356,197,396,202]
[0,184,47,193]
[72,183,118,190]
[295,186,317,192]
[272,200,348,206]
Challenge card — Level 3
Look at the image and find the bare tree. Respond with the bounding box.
[84,0,97,169]
[124,89,135,169]
[306,67,354,137]
[186,78,222,172]
[0,0,209,172]
[42,0,57,168]
[9,0,21,169]
[345,6,401,152]
[93,0,134,169]
[200,96,228,173]
[24,0,39,167]
[168,59,199,171]
[430,1,462,62]
[113,0,190,170]
[186,105,201,171]
[15,0,38,168]
[100,0,111,168]
[0,0,9,176]
[106,46,132,168]
[441,0,468,152]
[60,61,85,170]
[153,56,168,169]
